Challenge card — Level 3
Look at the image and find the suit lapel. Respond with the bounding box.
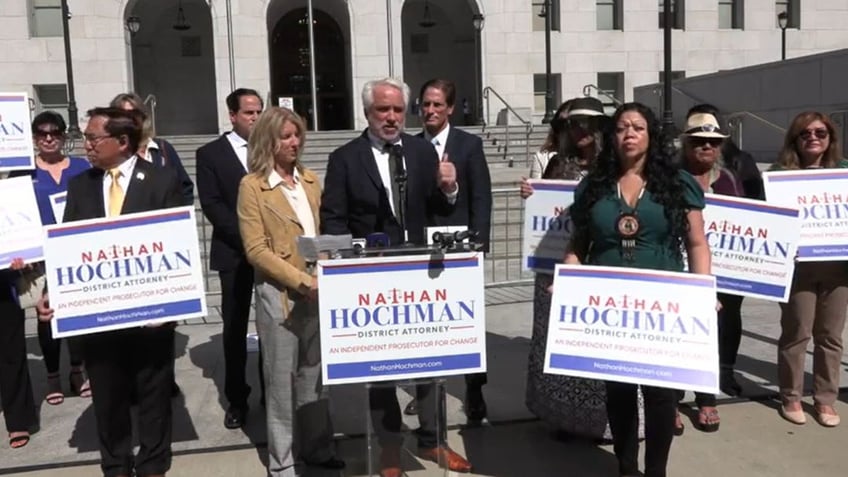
[121,160,152,214]
[357,134,385,190]
[261,179,300,228]
[220,134,248,175]
[89,168,107,218]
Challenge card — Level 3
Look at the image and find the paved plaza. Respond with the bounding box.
[2,288,847,476]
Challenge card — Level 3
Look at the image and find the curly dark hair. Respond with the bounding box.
[570,102,689,262]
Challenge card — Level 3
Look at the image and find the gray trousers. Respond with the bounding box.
[778,261,848,406]
[255,281,335,477]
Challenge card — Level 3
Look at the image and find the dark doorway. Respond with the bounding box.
[269,8,351,130]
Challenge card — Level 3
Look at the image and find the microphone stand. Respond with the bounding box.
[394,167,410,246]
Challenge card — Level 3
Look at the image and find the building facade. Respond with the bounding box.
[1,0,845,134]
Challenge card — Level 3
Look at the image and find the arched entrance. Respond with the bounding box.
[126,0,218,135]
[267,1,353,131]
[401,0,481,127]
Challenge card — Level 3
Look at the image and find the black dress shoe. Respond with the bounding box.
[307,457,346,469]
[465,389,487,422]
[224,405,248,429]
[404,398,419,415]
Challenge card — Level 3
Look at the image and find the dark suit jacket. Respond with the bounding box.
[320,131,453,246]
[63,158,183,222]
[150,138,195,206]
[418,126,492,251]
[196,134,249,271]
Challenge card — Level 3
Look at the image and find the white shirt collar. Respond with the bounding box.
[367,130,403,151]
[228,130,248,148]
[145,139,159,151]
[424,123,450,146]
[268,167,301,189]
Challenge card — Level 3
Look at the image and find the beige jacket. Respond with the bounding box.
[237,168,321,316]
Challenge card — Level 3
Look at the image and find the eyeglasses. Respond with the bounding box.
[34,129,63,140]
[83,134,114,145]
[688,137,723,149]
[566,118,598,131]
[799,128,829,141]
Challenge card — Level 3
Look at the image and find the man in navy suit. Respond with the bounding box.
[39,107,183,477]
[403,79,492,422]
[196,88,263,429]
[320,78,472,476]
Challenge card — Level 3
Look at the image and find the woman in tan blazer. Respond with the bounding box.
[237,107,344,476]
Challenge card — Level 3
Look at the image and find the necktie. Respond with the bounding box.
[108,168,124,217]
[385,144,404,221]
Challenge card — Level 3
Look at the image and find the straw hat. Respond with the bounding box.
[681,113,729,139]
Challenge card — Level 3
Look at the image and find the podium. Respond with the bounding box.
[310,237,486,476]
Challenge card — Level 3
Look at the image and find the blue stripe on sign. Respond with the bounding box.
[549,354,717,388]
[322,257,478,275]
[715,276,785,299]
[526,256,557,271]
[705,196,799,217]
[797,245,848,258]
[56,299,203,333]
[0,156,34,167]
[766,171,848,181]
[47,210,192,238]
[326,353,481,379]
[0,246,43,267]
[560,268,715,287]
[532,183,578,192]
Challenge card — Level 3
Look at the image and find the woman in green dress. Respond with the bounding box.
[565,103,712,477]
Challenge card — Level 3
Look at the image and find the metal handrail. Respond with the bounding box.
[482,86,534,168]
[583,84,623,106]
[143,94,158,134]
[726,111,786,134]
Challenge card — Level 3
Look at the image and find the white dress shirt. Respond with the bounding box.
[423,123,450,160]
[102,155,138,216]
[226,131,249,172]
[268,168,317,238]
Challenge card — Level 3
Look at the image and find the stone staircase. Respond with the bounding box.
[162,126,548,307]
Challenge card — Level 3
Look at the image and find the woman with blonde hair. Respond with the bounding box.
[770,111,848,427]
[237,107,343,475]
[110,93,194,205]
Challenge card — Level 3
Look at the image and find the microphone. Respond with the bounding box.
[390,144,406,182]
[452,230,478,242]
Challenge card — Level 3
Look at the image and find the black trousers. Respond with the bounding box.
[606,382,676,477]
[84,326,175,477]
[37,320,83,374]
[0,298,37,434]
[677,293,745,407]
[370,382,443,449]
[218,262,256,408]
[465,372,487,390]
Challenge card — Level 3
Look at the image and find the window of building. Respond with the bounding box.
[34,84,69,122]
[532,0,561,32]
[719,0,744,29]
[597,0,623,31]
[533,73,562,117]
[658,0,685,30]
[658,71,687,82]
[597,72,624,115]
[30,0,63,38]
[776,0,800,28]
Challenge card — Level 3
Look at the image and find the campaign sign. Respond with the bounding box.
[763,169,848,261]
[522,179,579,273]
[0,93,35,172]
[0,176,44,268]
[545,265,719,394]
[703,194,800,302]
[44,207,207,338]
[317,252,486,385]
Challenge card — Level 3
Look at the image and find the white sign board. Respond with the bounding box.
[0,92,35,172]
[317,252,486,385]
[545,265,719,394]
[521,179,579,273]
[0,176,44,268]
[44,207,207,337]
[763,169,848,261]
[703,193,800,302]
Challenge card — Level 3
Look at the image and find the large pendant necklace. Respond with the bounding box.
[616,180,646,263]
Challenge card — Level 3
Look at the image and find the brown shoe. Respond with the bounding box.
[379,446,402,477]
[418,446,472,473]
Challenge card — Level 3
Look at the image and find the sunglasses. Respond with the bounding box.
[35,129,63,140]
[566,117,599,131]
[799,128,829,141]
[688,137,723,148]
